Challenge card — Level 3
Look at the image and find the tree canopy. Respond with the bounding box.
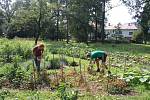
[122,0,150,44]
[0,0,125,44]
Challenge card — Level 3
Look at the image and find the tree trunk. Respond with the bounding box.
[101,0,105,43]
[144,34,147,44]
[35,4,42,45]
[143,28,149,44]
[66,0,69,44]
[95,8,97,42]
[56,16,59,41]
[66,20,69,44]
[84,26,89,46]
[35,32,40,45]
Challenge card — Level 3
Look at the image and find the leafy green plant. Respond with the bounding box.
[40,69,51,86]
[26,91,40,100]
[2,44,13,63]
[0,90,10,100]
[0,39,32,63]
[108,86,130,95]
[61,58,69,66]
[12,68,26,88]
[12,55,22,68]
[5,66,17,82]
[69,61,78,67]
[108,78,130,95]
[124,71,150,89]
[57,83,78,100]
[47,58,61,69]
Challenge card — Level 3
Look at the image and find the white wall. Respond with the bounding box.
[121,29,136,37]
[105,29,137,38]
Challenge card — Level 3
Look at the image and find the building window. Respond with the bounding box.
[129,32,133,35]
[113,30,115,33]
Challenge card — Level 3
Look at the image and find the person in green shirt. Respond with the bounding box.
[87,50,107,72]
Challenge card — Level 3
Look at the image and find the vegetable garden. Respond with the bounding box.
[0,38,150,100]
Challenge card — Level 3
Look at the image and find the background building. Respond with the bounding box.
[105,23,138,41]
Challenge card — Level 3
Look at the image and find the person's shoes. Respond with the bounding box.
[97,68,100,72]
[108,70,111,75]
[100,69,104,74]
[105,65,108,69]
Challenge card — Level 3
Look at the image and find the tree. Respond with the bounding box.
[0,9,4,36]
[122,0,150,44]
[0,0,16,37]
[112,23,123,43]
[132,29,143,43]
[68,0,92,43]
[4,0,57,40]
[0,0,113,43]
[140,2,150,44]
[34,0,48,45]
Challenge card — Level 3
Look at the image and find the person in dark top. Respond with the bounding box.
[33,43,44,72]
[87,50,107,72]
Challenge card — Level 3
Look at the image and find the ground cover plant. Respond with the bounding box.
[0,38,150,100]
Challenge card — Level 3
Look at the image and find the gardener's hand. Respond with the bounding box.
[37,57,41,61]
[93,61,96,64]
[102,62,107,69]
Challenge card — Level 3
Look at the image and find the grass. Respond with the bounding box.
[44,40,150,55]
[79,91,150,100]
[1,88,150,100]
[0,89,58,100]
[89,42,150,56]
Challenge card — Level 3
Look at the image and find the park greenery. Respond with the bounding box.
[0,0,110,44]
[0,0,149,44]
[122,0,150,44]
[0,0,150,100]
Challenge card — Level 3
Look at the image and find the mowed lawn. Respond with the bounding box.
[45,40,150,56]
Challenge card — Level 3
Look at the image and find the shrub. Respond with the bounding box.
[12,68,26,88]
[69,61,78,67]
[132,30,143,43]
[0,90,10,100]
[57,83,78,100]
[0,39,33,63]
[47,58,61,69]
[108,78,130,95]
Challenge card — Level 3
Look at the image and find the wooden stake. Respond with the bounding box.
[32,60,36,90]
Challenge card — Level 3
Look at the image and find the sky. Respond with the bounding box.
[107,0,136,25]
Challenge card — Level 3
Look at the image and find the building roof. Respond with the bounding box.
[105,23,138,30]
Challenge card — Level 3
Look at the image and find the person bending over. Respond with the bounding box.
[87,50,107,72]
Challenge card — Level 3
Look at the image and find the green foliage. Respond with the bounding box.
[3,64,27,88]
[132,30,143,43]
[68,0,92,42]
[108,78,130,95]
[110,23,125,43]
[12,67,26,88]
[69,61,78,66]
[108,86,130,95]
[47,43,93,59]
[48,58,61,69]
[124,71,150,90]
[122,0,150,44]
[0,38,33,63]
[57,83,78,100]
[0,0,112,42]
[0,90,10,100]
[47,57,68,69]
[0,39,149,99]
